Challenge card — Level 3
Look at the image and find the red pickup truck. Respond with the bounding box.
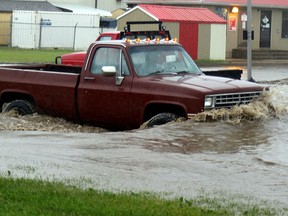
[0,39,265,130]
[55,21,171,66]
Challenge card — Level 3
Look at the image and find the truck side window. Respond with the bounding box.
[91,47,130,76]
[91,48,107,74]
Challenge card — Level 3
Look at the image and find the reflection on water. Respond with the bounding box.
[139,120,272,154]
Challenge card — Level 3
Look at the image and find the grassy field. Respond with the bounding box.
[0,177,282,216]
[0,47,73,63]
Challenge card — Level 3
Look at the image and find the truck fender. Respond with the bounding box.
[144,112,178,128]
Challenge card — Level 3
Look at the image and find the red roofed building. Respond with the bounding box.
[125,0,288,59]
[117,4,227,60]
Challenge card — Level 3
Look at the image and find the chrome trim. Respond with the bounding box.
[204,91,262,109]
[84,77,95,80]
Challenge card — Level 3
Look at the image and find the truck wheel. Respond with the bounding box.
[145,113,178,128]
[2,100,36,115]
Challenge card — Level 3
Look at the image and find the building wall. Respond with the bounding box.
[124,1,288,59]
[180,23,199,59]
[198,23,226,60]
[250,9,261,50]
[97,0,127,12]
[117,9,156,31]
[204,5,237,58]
[198,24,211,59]
[0,12,11,45]
[271,10,288,50]
[118,13,181,41]
[50,0,127,11]
[11,10,101,49]
[233,8,288,50]
[112,9,126,19]
[162,22,180,39]
[228,7,288,52]
[210,24,226,59]
[48,0,96,8]
[117,7,226,60]
[200,5,288,57]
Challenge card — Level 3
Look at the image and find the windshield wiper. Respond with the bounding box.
[149,70,178,76]
[149,70,163,75]
[176,71,201,75]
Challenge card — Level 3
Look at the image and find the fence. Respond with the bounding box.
[0,11,115,50]
[10,21,114,50]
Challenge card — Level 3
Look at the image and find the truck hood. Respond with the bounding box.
[152,74,264,93]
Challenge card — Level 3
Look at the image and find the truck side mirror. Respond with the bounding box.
[101,66,116,76]
[102,66,124,86]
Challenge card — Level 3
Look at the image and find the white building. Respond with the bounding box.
[16,0,127,13]
[0,0,127,48]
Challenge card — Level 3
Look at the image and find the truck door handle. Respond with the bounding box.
[84,77,95,80]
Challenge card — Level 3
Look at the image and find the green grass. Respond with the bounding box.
[0,47,73,63]
[0,177,284,216]
[195,59,229,66]
[0,47,229,66]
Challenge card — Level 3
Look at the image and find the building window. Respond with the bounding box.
[215,7,228,20]
[282,11,288,38]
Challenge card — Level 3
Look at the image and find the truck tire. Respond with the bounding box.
[2,100,36,115]
[145,112,178,128]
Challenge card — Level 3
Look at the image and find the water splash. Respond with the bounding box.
[192,84,288,123]
[0,112,106,133]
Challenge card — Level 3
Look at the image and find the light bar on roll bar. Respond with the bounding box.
[124,37,178,45]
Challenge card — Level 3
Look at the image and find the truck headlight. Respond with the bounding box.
[204,96,215,108]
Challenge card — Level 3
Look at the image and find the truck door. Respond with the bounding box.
[77,46,134,130]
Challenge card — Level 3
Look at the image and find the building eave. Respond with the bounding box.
[117,5,159,20]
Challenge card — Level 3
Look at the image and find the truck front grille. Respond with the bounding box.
[205,91,263,109]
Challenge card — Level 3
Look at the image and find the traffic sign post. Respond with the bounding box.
[247,0,253,81]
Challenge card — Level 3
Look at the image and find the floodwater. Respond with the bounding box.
[1,66,288,210]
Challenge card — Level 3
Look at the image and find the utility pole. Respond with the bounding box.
[247,0,253,81]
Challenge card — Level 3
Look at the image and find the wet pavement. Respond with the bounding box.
[1,62,288,211]
[200,59,288,82]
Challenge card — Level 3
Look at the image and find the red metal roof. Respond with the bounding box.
[126,0,288,8]
[138,4,227,23]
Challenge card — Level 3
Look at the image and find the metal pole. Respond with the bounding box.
[9,15,13,47]
[39,18,43,49]
[247,0,253,81]
[73,23,78,50]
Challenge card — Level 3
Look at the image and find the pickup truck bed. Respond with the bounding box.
[0,64,81,120]
[4,64,82,74]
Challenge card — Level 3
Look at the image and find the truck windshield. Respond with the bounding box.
[130,45,202,77]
